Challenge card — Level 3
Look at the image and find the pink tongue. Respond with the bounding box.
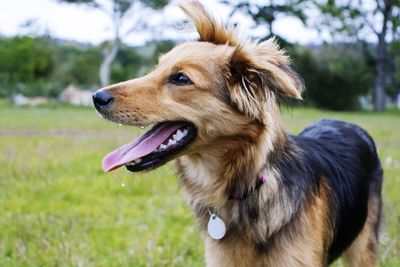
[102,122,186,172]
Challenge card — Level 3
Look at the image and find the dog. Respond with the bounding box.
[92,1,383,266]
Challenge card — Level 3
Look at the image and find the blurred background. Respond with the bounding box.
[0,0,399,266]
[1,0,400,110]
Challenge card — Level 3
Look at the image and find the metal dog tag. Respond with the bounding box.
[207,213,226,240]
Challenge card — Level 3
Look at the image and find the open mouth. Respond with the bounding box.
[102,121,197,172]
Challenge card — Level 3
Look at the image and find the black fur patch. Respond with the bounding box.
[181,119,382,264]
[295,119,382,262]
[250,119,382,261]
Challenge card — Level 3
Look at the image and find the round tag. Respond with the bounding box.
[207,213,226,240]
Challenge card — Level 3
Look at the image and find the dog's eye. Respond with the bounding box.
[168,73,193,86]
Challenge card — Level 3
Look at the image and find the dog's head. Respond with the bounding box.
[94,0,304,173]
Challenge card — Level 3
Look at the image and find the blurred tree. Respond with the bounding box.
[0,37,54,84]
[390,40,400,97]
[0,37,55,97]
[110,40,174,83]
[289,44,373,110]
[313,0,400,111]
[222,0,308,40]
[57,0,169,86]
[0,36,174,97]
[52,44,102,86]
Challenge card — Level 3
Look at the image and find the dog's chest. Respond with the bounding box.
[178,156,217,188]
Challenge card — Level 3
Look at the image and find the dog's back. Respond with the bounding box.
[297,119,382,265]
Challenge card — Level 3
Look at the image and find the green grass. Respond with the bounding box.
[0,105,399,266]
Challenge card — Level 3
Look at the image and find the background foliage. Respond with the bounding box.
[0,37,174,97]
[0,0,399,110]
[0,35,391,110]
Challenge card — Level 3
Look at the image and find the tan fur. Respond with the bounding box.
[178,0,240,46]
[179,0,304,124]
[202,179,333,267]
[343,195,380,267]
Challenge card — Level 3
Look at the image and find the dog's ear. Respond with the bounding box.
[178,0,239,46]
[227,38,304,123]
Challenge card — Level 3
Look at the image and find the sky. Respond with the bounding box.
[0,0,333,46]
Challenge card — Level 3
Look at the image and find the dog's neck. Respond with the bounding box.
[229,173,266,200]
[177,129,266,202]
[176,113,289,232]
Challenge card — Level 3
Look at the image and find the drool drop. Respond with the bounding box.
[115,176,126,187]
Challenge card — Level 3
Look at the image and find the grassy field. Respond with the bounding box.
[0,104,399,266]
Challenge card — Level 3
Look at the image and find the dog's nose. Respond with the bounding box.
[92,90,114,111]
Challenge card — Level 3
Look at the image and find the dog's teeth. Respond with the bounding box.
[183,129,188,136]
[174,133,183,141]
[127,158,142,166]
[160,144,167,149]
[177,129,187,139]
[173,132,183,140]
[168,139,176,146]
